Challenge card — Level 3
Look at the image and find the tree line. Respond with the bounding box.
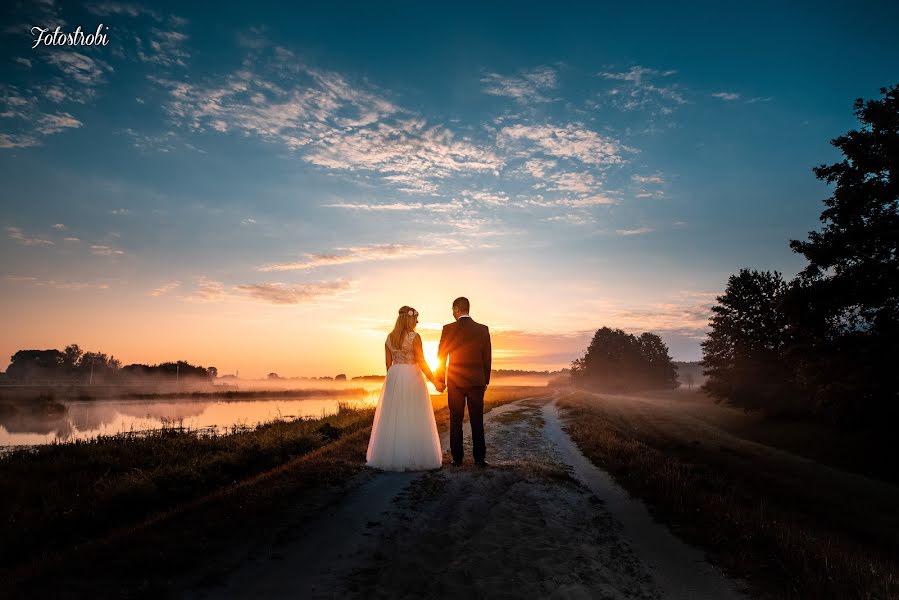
[701,84,898,428]
[3,344,216,382]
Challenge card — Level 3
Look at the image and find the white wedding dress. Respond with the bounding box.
[366,331,442,471]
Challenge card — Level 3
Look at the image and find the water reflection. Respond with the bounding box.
[0,389,382,448]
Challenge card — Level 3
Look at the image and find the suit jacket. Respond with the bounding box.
[436,316,492,388]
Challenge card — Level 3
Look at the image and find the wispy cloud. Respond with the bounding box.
[5,226,54,246]
[324,200,464,212]
[234,280,352,304]
[90,244,125,256]
[460,190,509,206]
[498,123,627,166]
[5,275,111,290]
[616,227,654,235]
[181,276,352,305]
[256,241,467,272]
[151,48,501,195]
[137,28,190,67]
[544,213,595,226]
[44,52,114,87]
[85,1,162,20]
[149,280,181,296]
[0,85,82,147]
[481,66,557,103]
[597,65,688,115]
[711,91,772,104]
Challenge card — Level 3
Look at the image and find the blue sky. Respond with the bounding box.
[1,0,897,376]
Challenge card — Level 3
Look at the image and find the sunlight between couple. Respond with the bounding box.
[366,296,492,470]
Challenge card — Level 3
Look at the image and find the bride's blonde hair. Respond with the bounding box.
[388,305,418,349]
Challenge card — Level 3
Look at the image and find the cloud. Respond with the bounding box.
[256,241,467,272]
[14,57,31,68]
[36,112,82,135]
[90,244,125,256]
[183,277,227,302]
[85,1,162,19]
[546,171,598,193]
[137,28,190,67]
[544,213,595,226]
[6,226,54,246]
[632,174,663,184]
[711,91,740,101]
[522,158,557,179]
[615,227,654,235]
[51,223,67,230]
[498,123,626,166]
[324,200,465,212]
[523,194,617,208]
[480,66,557,103]
[152,48,501,195]
[44,52,114,87]
[181,276,352,305]
[304,117,503,194]
[597,65,688,115]
[0,85,82,147]
[234,280,352,304]
[149,280,181,296]
[4,275,110,290]
[460,190,509,206]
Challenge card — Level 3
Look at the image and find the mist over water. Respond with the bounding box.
[0,383,384,449]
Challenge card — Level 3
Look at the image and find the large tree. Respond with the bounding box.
[789,84,899,333]
[571,326,678,392]
[786,84,899,424]
[701,269,798,412]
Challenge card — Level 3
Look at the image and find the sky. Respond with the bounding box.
[1,0,897,378]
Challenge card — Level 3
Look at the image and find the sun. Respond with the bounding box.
[423,340,439,372]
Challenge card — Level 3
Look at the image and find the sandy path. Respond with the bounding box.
[185,395,748,599]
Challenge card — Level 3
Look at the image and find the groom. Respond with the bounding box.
[435,297,492,467]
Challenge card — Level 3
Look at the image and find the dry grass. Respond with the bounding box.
[557,391,899,599]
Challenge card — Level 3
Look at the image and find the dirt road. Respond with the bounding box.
[185,395,748,599]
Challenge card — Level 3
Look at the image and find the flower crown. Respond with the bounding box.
[404,308,419,317]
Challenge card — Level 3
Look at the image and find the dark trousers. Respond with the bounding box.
[447,384,486,463]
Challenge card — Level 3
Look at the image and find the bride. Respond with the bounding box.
[366,305,443,471]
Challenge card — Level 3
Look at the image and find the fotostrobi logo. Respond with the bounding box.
[31,24,110,49]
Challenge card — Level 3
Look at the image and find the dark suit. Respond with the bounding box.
[436,316,492,463]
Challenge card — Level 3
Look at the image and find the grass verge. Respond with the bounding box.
[557,390,899,599]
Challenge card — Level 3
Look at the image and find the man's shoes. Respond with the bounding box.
[475,460,489,468]
[450,460,462,466]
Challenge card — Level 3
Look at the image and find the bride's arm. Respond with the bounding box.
[412,334,436,384]
[385,343,392,372]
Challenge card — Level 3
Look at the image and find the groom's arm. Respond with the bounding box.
[436,325,449,386]
[482,326,492,386]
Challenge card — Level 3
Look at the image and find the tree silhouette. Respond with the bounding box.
[701,269,798,411]
[785,84,899,425]
[571,326,678,392]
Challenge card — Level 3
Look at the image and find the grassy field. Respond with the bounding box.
[557,388,899,599]
[0,385,545,593]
